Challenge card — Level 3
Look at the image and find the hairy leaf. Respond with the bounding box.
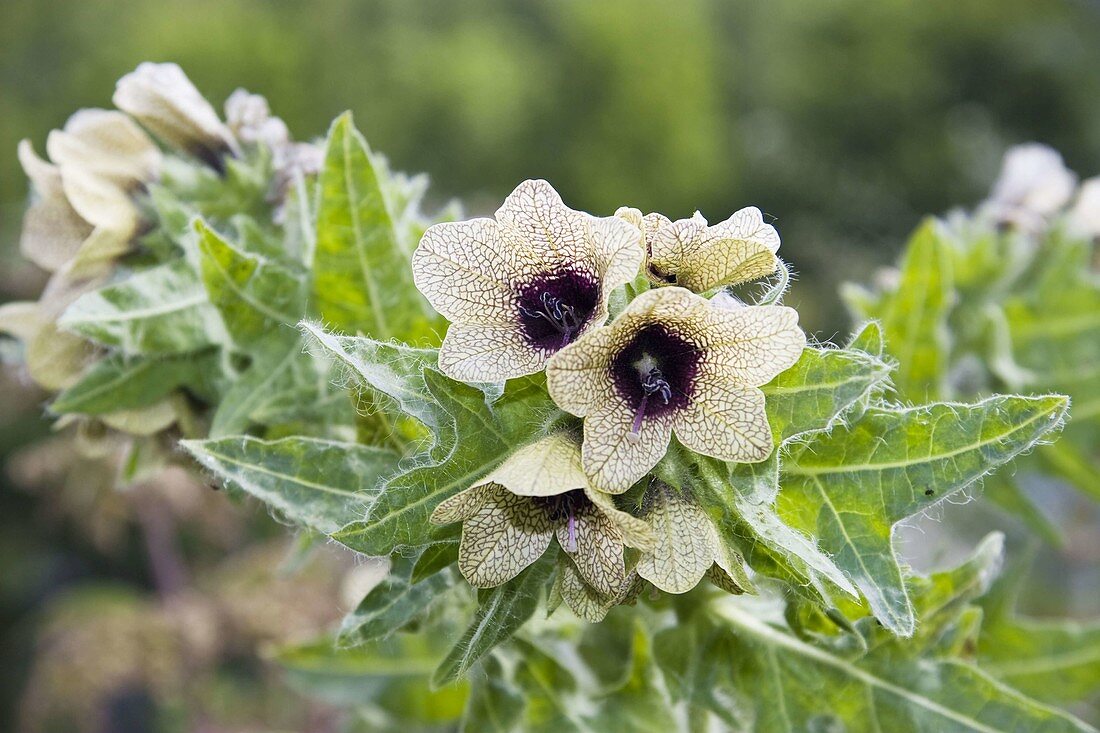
[690,538,1096,733]
[59,259,224,355]
[761,345,891,444]
[339,560,453,647]
[301,322,443,435]
[433,553,555,687]
[312,113,438,341]
[51,350,217,415]
[210,334,354,437]
[844,219,952,398]
[778,394,1069,635]
[183,435,399,534]
[195,218,304,347]
[332,370,555,556]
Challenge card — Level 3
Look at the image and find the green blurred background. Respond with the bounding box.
[2,0,1100,730]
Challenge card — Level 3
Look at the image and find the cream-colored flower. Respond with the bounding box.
[636,481,751,595]
[617,206,780,292]
[546,287,804,493]
[1068,176,1100,241]
[553,560,644,622]
[429,432,652,591]
[114,62,239,167]
[224,88,324,205]
[45,109,161,235]
[982,143,1076,231]
[412,179,644,382]
[19,109,160,274]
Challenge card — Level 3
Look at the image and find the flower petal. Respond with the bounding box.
[560,501,625,595]
[457,485,554,588]
[555,558,614,622]
[17,141,91,272]
[581,398,673,494]
[47,109,160,187]
[545,325,619,416]
[412,218,520,325]
[673,381,772,463]
[494,179,593,271]
[114,62,238,164]
[438,322,546,382]
[582,485,655,551]
[647,217,705,283]
[709,538,755,595]
[430,484,493,525]
[479,432,588,497]
[635,484,717,594]
[700,304,805,386]
[709,206,781,254]
[588,213,645,291]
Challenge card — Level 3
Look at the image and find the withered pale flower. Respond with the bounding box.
[114,62,239,168]
[618,206,780,292]
[636,481,752,595]
[225,89,324,206]
[412,179,644,382]
[546,287,804,493]
[1068,177,1100,241]
[429,432,652,591]
[982,143,1076,231]
[45,109,161,236]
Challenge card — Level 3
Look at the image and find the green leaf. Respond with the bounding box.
[301,321,443,435]
[276,634,468,718]
[690,453,857,601]
[50,351,216,415]
[702,568,1096,732]
[339,559,453,647]
[978,558,1100,708]
[411,538,460,584]
[846,219,953,398]
[1003,237,1100,497]
[59,259,225,355]
[433,553,555,687]
[210,334,354,437]
[777,394,1069,635]
[195,218,304,347]
[182,435,399,534]
[761,345,892,445]
[331,370,555,556]
[653,616,751,732]
[312,112,439,341]
[461,655,525,733]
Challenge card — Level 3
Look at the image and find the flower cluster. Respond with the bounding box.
[416,179,805,614]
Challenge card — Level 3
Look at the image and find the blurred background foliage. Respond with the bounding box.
[2,0,1099,730]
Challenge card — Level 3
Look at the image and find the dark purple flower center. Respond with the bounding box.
[533,489,589,552]
[516,268,599,352]
[609,323,701,439]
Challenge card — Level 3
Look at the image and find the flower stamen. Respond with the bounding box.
[629,367,672,443]
[519,291,582,349]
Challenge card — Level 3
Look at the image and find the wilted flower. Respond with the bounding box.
[429,432,652,592]
[412,179,644,382]
[1068,176,1100,241]
[546,287,804,493]
[981,143,1076,231]
[636,481,751,595]
[114,62,239,168]
[618,206,780,292]
[225,88,324,206]
[19,109,160,274]
[45,109,161,230]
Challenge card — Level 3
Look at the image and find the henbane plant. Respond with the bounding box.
[2,65,1097,731]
